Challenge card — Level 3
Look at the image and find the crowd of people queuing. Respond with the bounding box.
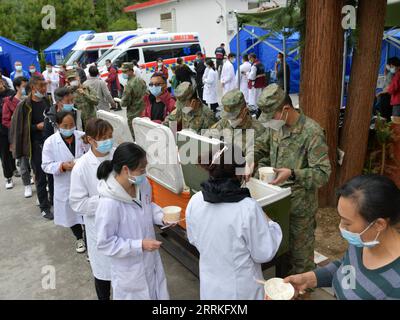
[0,49,399,300]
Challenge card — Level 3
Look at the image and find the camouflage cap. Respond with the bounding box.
[174,82,194,102]
[66,69,78,80]
[220,89,246,120]
[257,84,286,120]
[121,62,134,72]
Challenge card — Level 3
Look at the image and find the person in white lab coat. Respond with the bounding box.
[95,142,170,300]
[202,59,219,114]
[237,54,252,103]
[69,118,115,300]
[220,53,237,95]
[42,111,89,252]
[247,53,267,112]
[42,62,59,104]
[133,60,142,79]
[186,145,283,300]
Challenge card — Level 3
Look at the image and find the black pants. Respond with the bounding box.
[0,131,16,179]
[216,59,223,76]
[70,224,83,240]
[210,103,219,114]
[94,277,111,300]
[31,140,50,211]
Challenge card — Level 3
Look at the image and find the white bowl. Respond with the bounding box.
[162,206,182,223]
[264,277,295,300]
[258,167,276,184]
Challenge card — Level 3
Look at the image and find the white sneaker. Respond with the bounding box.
[24,185,33,198]
[5,178,14,189]
[76,239,86,253]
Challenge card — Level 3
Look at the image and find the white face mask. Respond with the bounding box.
[70,80,79,86]
[228,118,242,128]
[390,67,397,74]
[386,65,391,71]
[264,110,288,131]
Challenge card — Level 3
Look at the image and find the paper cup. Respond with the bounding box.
[162,206,182,223]
[258,167,276,184]
[264,278,295,300]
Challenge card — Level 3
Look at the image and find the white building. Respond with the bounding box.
[124,0,287,56]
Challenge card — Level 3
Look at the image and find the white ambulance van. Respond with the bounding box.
[62,28,164,67]
[96,32,204,87]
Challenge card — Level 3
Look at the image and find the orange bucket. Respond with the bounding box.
[148,178,191,229]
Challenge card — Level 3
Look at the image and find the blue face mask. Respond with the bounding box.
[339,222,380,248]
[149,85,162,97]
[96,138,114,154]
[34,91,45,99]
[59,127,76,138]
[128,173,146,185]
[62,104,74,112]
[122,73,129,80]
[21,88,26,96]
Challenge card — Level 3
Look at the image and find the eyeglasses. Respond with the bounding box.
[149,83,164,87]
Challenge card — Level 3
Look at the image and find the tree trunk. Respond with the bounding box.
[338,0,387,186]
[300,0,345,207]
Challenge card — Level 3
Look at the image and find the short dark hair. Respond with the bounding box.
[105,59,111,64]
[388,57,400,67]
[221,43,225,46]
[28,75,45,90]
[56,111,75,125]
[132,59,138,66]
[13,76,28,89]
[89,65,99,77]
[46,62,53,66]
[84,118,113,141]
[177,57,183,64]
[97,142,147,180]
[249,53,257,59]
[205,59,215,69]
[55,86,72,102]
[196,51,203,57]
[198,144,245,180]
[337,175,400,226]
[228,53,236,59]
[242,54,249,62]
[151,72,167,83]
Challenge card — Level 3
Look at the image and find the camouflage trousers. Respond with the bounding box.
[127,115,135,140]
[288,189,318,275]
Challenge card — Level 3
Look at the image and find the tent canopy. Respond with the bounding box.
[0,36,39,76]
[230,25,301,93]
[44,30,94,65]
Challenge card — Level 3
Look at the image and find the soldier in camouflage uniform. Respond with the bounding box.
[120,62,148,139]
[163,82,216,133]
[250,84,331,275]
[204,89,265,161]
[67,69,99,131]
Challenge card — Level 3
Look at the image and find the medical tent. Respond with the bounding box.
[0,36,39,76]
[44,30,94,65]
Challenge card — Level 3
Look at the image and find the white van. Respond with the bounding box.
[62,28,164,67]
[96,32,204,87]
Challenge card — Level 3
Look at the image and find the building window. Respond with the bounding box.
[161,12,174,32]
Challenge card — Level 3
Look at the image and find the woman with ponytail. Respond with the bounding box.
[69,118,114,300]
[95,142,170,300]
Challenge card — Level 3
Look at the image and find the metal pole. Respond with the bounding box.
[340,31,348,109]
[283,32,287,93]
[235,11,241,88]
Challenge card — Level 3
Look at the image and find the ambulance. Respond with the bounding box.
[96,32,204,87]
[62,28,164,67]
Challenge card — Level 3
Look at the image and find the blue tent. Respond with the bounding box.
[0,36,39,76]
[44,30,94,65]
[379,28,400,74]
[230,25,301,93]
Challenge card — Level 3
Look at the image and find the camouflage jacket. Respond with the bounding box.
[73,85,99,121]
[204,112,265,158]
[164,100,217,133]
[121,76,147,118]
[252,112,331,192]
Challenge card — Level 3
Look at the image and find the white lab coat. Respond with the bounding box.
[134,66,142,79]
[95,175,169,300]
[247,64,263,107]
[220,60,236,94]
[186,192,282,300]
[69,148,114,280]
[237,61,252,103]
[41,131,88,228]
[202,67,218,104]
[42,70,59,104]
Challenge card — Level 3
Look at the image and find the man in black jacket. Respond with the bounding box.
[175,57,195,85]
[194,52,206,103]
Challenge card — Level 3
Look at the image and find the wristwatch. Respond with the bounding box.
[289,169,296,181]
